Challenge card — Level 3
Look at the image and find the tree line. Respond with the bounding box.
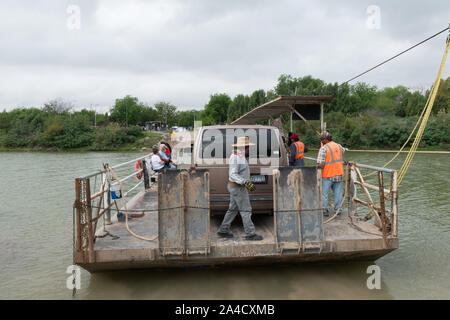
[0,74,449,150]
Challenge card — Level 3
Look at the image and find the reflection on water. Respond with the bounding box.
[83,262,393,300]
[0,151,449,299]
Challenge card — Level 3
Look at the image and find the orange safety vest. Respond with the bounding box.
[292,141,305,159]
[322,141,344,178]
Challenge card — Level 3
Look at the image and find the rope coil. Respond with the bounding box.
[106,165,158,241]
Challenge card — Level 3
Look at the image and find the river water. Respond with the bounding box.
[0,151,449,299]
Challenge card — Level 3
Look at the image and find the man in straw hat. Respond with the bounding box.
[217,136,263,241]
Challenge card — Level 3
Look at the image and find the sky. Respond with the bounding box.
[0,0,449,112]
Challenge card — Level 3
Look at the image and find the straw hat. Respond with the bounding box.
[232,136,255,147]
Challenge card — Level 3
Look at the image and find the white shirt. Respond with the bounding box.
[147,154,164,171]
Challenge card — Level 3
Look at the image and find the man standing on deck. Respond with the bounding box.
[289,133,308,166]
[217,136,263,241]
[317,132,346,217]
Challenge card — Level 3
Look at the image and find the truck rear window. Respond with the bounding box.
[200,128,280,159]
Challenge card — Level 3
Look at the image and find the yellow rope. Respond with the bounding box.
[362,87,432,179]
[397,39,449,185]
[363,39,450,185]
[359,39,449,220]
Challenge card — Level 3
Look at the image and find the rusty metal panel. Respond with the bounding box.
[158,170,210,256]
[158,171,183,255]
[273,168,302,250]
[273,167,323,252]
[298,167,324,248]
[184,170,210,255]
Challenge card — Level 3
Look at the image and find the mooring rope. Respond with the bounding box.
[362,37,450,184]
[106,165,158,241]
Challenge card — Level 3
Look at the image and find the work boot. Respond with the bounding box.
[217,231,233,238]
[245,234,263,241]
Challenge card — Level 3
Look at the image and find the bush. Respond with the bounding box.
[125,126,143,138]
[0,120,35,147]
[37,117,93,149]
[90,124,137,150]
[1,132,33,148]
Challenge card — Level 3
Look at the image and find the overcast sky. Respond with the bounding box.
[0,0,449,112]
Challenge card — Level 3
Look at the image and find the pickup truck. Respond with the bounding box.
[175,125,289,215]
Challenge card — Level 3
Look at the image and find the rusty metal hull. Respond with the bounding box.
[83,193,397,272]
[81,238,397,272]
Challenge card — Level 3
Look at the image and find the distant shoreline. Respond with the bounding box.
[0,131,167,153]
[2,146,449,154]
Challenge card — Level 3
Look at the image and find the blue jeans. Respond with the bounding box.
[322,178,343,215]
[290,158,305,166]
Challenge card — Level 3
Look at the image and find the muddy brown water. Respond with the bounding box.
[0,151,449,299]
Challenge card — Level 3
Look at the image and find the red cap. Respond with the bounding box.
[291,133,299,139]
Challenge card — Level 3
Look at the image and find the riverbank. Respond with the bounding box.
[1,144,449,153]
[0,131,166,152]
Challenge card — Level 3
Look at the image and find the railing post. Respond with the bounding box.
[105,178,112,225]
[83,178,95,263]
[378,171,388,245]
[74,178,82,262]
[346,162,351,211]
[391,170,398,238]
[142,157,150,190]
[348,163,358,216]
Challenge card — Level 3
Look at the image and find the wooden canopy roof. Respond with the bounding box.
[230,95,334,125]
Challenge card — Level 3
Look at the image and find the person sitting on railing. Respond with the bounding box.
[161,143,177,169]
[159,144,176,170]
[146,145,165,172]
[160,141,172,158]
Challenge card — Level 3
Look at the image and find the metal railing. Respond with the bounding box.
[304,156,398,241]
[348,161,398,240]
[73,154,155,264]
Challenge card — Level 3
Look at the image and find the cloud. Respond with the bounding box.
[0,0,448,111]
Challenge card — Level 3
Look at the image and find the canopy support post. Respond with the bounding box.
[290,112,293,132]
[320,102,324,133]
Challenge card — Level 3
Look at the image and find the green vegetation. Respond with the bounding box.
[0,99,161,151]
[1,76,449,151]
[215,75,450,150]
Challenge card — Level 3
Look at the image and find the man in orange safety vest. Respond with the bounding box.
[317,131,347,217]
[288,133,308,166]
